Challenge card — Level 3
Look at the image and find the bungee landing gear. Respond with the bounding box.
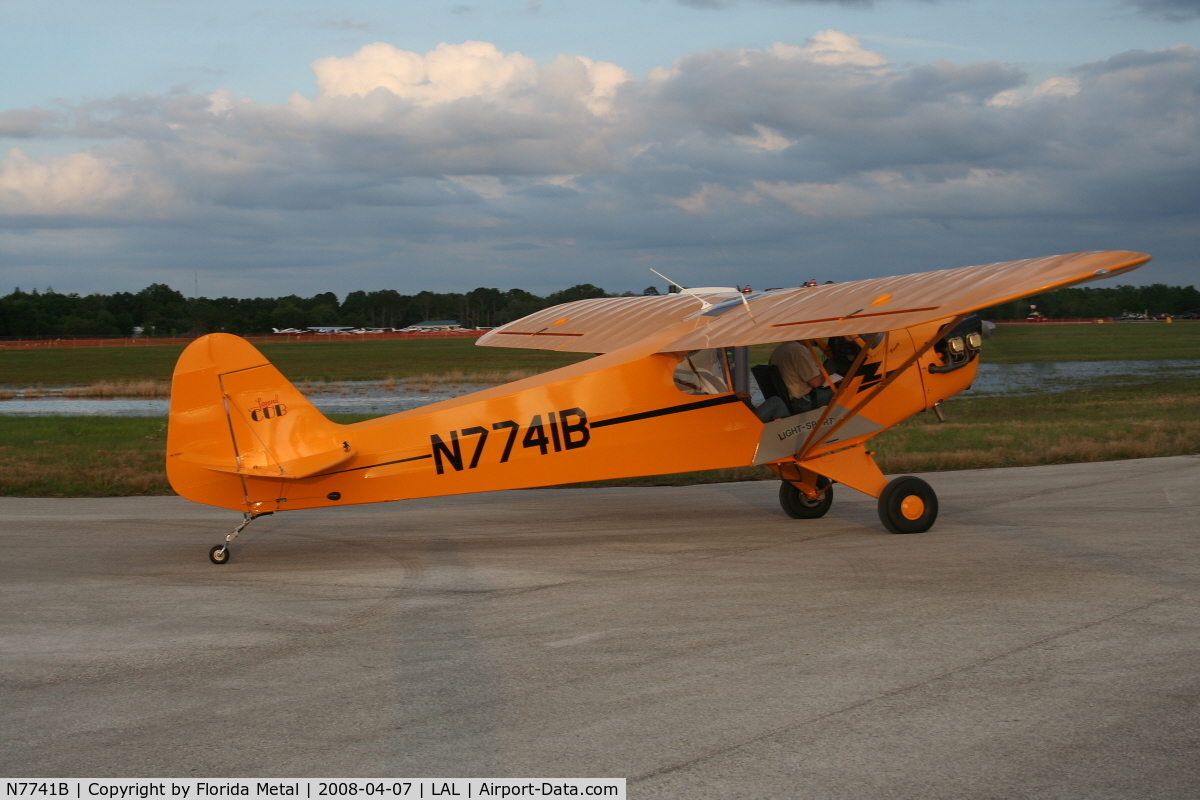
[779,477,834,519]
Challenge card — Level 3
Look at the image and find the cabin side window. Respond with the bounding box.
[673,349,731,395]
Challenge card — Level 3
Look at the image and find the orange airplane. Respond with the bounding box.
[166,251,1150,563]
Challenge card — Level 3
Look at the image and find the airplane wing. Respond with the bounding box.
[476,291,743,352]
[476,251,1150,354]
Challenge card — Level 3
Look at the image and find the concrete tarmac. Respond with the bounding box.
[2,455,1198,797]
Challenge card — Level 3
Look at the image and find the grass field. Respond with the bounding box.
[2,321,1196,387]
[871,374,1200,472]
[977,321,1200,363]
[0,417,172,496]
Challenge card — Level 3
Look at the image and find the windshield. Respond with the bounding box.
[673,349,730,395]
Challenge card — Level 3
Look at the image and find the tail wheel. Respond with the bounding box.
[779,477,833,519]
[878,476,938,534]
[209,545,230,564]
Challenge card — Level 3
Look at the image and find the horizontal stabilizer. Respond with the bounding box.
[198,446,355,480]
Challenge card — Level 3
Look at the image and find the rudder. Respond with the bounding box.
[166,334,355,511]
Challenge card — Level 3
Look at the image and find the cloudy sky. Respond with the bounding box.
[2,0,1198,297]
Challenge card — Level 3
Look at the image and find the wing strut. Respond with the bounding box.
[797,316,967,459]
[794,331,880,461]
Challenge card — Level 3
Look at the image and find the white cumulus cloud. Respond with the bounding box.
[309,40,632,117]
[0,147,173,216]
[312,41,539,104]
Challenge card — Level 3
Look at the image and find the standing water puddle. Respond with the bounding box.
[962,359,1200,397]
[0,382,483,417]
[2,360,1199,416]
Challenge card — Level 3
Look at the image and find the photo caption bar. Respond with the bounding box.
[2,781,625,800]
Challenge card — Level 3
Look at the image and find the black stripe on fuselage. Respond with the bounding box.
[313,394,741,477]
[590,394,743,429]
[316,453,432,477]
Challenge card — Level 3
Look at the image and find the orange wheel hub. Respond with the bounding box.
[900,494,925,520]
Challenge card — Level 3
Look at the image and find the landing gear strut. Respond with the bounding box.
[208,511,272,564]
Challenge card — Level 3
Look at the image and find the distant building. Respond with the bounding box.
[413,320,462,330]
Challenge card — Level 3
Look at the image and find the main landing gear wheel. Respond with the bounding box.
[779,477,833,519]
[878,476,938,534]
[209,545,230,564]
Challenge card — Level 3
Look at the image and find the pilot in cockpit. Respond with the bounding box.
[754,339,836,421]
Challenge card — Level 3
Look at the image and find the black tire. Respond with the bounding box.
[779,478,833,519]
[878,476,938,534]
[209,545,230,564]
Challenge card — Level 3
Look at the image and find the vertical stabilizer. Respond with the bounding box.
[166,334,355,511]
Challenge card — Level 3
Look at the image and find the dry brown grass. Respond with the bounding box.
[404,369,539,386]
[0,381,172,400]
[58,380,171,398]
[293,371,535,396]
[397,370,537,395]
[876,430,1199,474]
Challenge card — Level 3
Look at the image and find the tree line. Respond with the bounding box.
[0,283,618,338]
[0,281,1196,338]
[979,283,1200,320]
